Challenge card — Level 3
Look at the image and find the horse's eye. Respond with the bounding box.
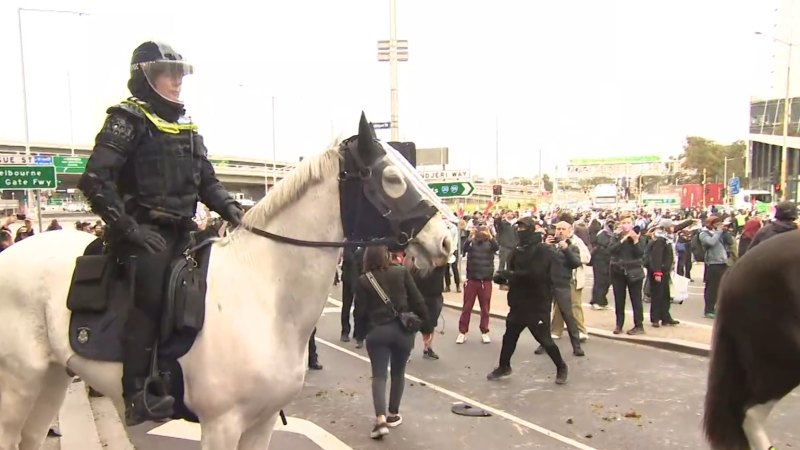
[382,166,408,199]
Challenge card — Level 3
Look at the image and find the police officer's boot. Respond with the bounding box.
[122,310,175,426]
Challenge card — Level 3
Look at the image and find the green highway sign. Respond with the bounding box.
[428,181,474,198]
[53,155,88,174]
[0,165,57,189]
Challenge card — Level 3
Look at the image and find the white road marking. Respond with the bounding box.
[316,337,598,450]
[147,417,353,450]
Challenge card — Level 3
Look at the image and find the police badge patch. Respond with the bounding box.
[77,327,90,344]
[102,114,136,142]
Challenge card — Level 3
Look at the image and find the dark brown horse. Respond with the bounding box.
[704,228,800,450]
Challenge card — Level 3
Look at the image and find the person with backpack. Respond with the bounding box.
[698,216,728,319]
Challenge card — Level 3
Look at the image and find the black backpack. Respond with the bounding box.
[690,231,705,262]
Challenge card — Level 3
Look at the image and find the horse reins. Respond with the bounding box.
[232,139,417,249]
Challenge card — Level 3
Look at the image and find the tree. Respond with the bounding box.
[542,174,553,192]
[678,137,746,184]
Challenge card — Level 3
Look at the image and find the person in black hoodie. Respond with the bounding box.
[589,218,615,309]
[748,201,798,250]
[487,217,568,384]
[646,219,680,328]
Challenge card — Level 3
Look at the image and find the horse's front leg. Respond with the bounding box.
[237,412,277,450]
[742,400,778,450]
[200,414,245,450]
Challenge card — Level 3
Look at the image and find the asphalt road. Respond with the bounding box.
[126,285,799,449]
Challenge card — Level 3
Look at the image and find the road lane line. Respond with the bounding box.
[148,417,353,450]
[316,337,598,450]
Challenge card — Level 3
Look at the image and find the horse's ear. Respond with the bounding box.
[357,112,380,165]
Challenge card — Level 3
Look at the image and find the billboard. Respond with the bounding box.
[566,155,670,179]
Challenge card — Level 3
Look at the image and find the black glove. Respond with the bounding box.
[493,270,511,285]
[126,226,168,254]
[222,203,244,227]
[111,215,167,254]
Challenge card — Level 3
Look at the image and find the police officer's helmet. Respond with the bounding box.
[128,41,193,105]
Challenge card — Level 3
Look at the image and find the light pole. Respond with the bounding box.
[18,7,88,231]
[756,31,794,200]
[377,0,407,141]
[271,95,276,193]
[236,83,274,195]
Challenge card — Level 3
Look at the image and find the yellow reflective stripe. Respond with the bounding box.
[122,99,197,134]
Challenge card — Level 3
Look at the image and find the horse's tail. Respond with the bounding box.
[703,324,749,450]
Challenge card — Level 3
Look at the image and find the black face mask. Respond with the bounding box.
[516,229,542,246]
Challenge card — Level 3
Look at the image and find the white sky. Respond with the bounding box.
[0,0,782,177]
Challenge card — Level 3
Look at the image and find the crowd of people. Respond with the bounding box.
[332,200,799,439]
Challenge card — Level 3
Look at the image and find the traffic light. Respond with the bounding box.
[388,141,417,168]
[774,183,782,193]
[492,184,503,196]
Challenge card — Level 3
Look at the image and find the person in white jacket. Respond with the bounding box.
[550,222,591,342]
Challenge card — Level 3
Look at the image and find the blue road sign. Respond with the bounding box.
[34,155,53,165]
[730,176,740,195]
[371,122,391,130]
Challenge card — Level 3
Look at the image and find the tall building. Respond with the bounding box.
[749,0,800,200]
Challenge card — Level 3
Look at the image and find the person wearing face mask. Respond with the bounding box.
[646,219,680,328]
[78,41,244,426]
[488,218,568,384]
[608,213,646,335]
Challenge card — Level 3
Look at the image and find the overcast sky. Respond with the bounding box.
[0,0,781,177]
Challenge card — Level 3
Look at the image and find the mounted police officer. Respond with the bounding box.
[78,41,244,425]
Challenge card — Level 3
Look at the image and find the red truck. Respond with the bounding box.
[679,183,723,209]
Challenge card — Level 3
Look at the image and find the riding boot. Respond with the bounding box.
[122,308,175,426]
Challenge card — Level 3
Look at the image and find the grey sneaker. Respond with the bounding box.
[370,421,389,439]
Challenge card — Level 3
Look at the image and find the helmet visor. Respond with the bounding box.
[136,60,194,105]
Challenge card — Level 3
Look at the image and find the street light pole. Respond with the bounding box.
[389,0,399,141]
[756,31,794,201]
[781,41,792,201]
[271,95,276,193]
[18,7,86,231]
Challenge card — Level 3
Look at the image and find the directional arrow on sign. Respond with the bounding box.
[428,181,474,198]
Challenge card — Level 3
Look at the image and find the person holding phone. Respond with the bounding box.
[14,218,35,242]
[608,213,646,335]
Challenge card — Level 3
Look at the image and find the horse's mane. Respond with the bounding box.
[241,140,342,229]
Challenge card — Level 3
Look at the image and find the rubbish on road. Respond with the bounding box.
[451,402,491,417]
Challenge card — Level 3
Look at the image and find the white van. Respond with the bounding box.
[732,190,773,211]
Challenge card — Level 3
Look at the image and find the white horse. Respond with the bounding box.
[0,124,453,450]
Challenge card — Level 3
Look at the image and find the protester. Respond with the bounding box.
[353,245,429,439]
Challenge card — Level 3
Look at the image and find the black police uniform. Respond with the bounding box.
[78,41,243,425]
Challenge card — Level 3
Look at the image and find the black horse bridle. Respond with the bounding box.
[236,137,437,249]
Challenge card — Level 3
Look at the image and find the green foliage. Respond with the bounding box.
[679,137,746,183]
[542,174,554,192]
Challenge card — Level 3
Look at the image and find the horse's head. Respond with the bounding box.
[339,113,454,268]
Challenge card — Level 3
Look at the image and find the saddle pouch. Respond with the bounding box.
[66,255,113,313]
[176,267,205,331]
[165,258,206,333]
